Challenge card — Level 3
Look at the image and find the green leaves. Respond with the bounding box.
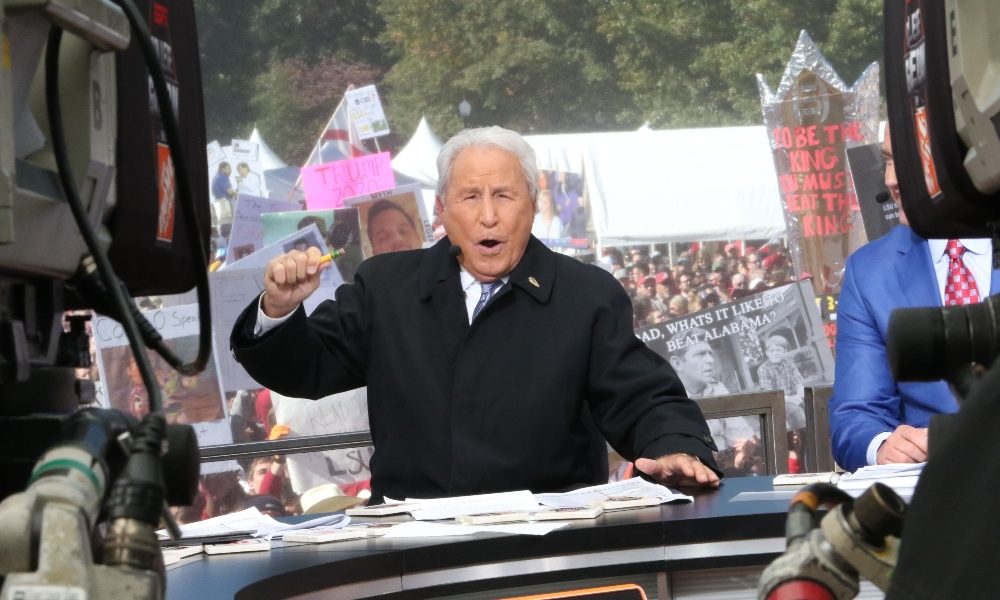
[194,0,881,162]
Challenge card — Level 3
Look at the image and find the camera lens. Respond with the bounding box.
[888,296,1000,381]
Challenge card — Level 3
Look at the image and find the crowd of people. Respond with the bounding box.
[596,240,796,331]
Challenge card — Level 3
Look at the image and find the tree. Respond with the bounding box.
[195,0,389,153]
[378,0,636,139]
[250,57,385,164]
[195,0,260,143]
[595,0,882,128]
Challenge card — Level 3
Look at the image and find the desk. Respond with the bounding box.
[166,477,791,599]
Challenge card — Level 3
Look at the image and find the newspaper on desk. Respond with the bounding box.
[836,462,924,500]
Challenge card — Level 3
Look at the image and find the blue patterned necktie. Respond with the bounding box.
[472,280,500,320]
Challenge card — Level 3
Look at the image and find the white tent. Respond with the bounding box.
[391,116,443,217]
[566,126,786,245]
[391,116,442,187]
[389,121,788,244]
[249,127,287,171]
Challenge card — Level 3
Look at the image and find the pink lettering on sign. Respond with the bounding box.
[302,152,396,209]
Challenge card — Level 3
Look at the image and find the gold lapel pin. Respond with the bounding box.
[528,276,540,288]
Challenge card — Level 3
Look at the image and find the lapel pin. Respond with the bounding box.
[529,276,540,288]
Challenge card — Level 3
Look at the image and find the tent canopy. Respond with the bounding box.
[390,122,788,245]
[249,128,288,170]
[391,116,442,189]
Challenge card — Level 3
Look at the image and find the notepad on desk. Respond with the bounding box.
[596,496,662,511]
[836,463,924,500]
[162,544,203,566]
[346,490,540,521]
[533,506,604,521]
[772,472,841,488]
[456,511,532,525]
[204,538,271,555]
[282,528,370,544]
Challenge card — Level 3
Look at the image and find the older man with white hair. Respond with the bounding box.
[231,126,721,504]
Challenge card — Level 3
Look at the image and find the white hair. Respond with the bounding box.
[436,126,539,201]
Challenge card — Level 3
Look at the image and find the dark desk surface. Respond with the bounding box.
[166,477,793,600]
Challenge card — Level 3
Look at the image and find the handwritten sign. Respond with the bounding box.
[93,304,232,449]
[758,31,880,295]
[302,153,395,210]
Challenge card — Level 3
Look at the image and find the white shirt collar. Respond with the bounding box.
[459,266,508,294]
[927,237,992,263]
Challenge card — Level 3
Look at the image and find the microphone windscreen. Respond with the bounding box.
[448,244,462,257]
[876,191,891,204]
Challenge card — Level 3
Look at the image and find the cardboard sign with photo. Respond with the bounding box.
[534,169,588,248]
[93,304,234,460]
[636,280,834,474]
[344,183,434,258]
[224,195,301,266]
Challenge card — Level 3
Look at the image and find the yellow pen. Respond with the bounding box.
[318,248,347,265]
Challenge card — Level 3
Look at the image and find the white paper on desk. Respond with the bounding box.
[840,463,925,480]
[401,490,540,521]
[266,514,352,540]
[534,479,693,509]
[160,507,350,540]
[380,520,567,538]
[836,463,923,500]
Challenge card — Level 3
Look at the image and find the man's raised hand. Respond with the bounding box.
[262,246,326,318]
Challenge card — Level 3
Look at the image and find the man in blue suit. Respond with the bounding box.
[830,128,999,471]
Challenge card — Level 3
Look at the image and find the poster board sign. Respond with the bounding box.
[210,224,343,392]
[93,304,234,469]
[639,280,833,397]
[344,84,391,140]
[260,207,366,283]
[637,280,833,470]
[206,140,225,165]
[271,389,372,494]
[344,183,434,258]
[261,208,336,247]
[757,30,881,295]
[533,168,589,249]
[230,139,260,162]
[301,152,395,210]
[224,195,301,265]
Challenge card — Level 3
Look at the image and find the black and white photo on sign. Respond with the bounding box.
[636,280,834,474]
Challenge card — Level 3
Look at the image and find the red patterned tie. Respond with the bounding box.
[944,239,980,306]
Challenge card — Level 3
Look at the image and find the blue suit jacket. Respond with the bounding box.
[830,225,1000,470]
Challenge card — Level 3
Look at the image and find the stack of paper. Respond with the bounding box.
[836,463,924,500]
[158,507,351,542]
[772,472,841,488]
[347,490,540,521]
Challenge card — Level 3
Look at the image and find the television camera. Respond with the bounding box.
[0,0,212,597]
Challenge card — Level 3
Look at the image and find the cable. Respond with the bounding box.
[46,27,165,412]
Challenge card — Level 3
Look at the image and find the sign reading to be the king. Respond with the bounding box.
[758,31,880,295]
